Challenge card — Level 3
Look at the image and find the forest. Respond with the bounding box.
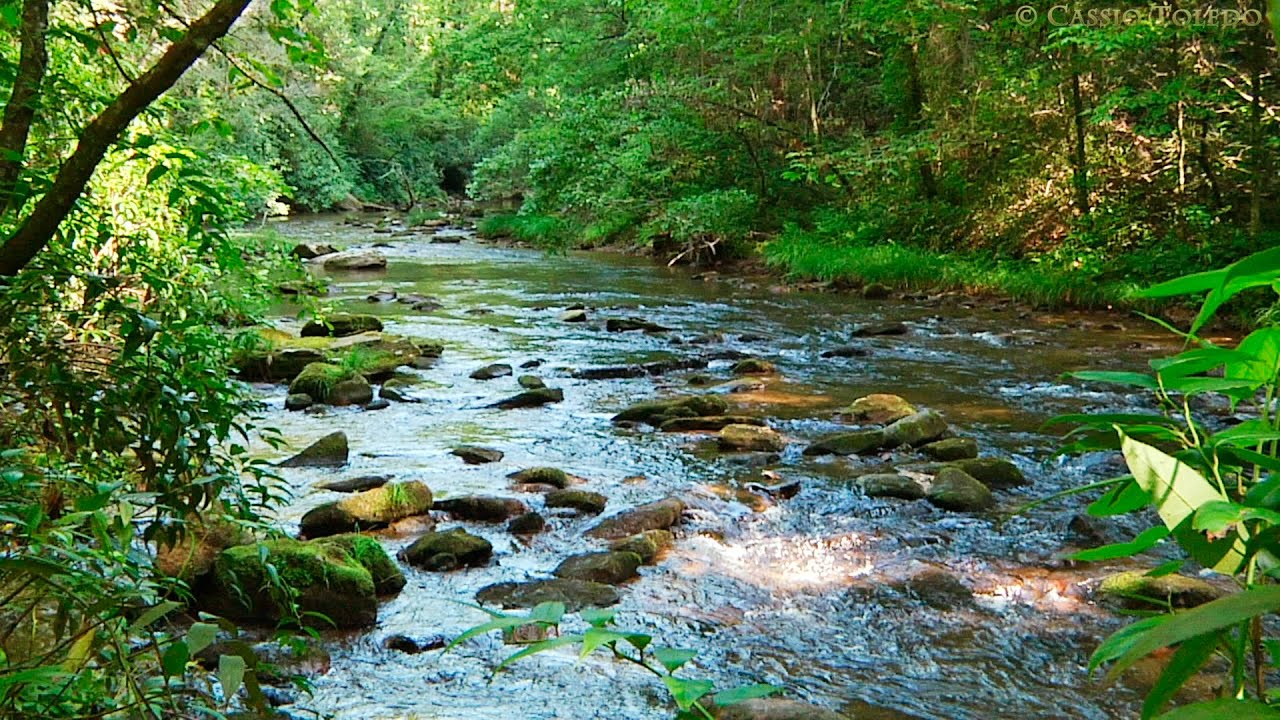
[2,1,1280,719]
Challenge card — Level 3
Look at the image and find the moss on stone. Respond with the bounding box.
[314,534,405,595]
[288,362,358,403]
[508,467,570,488]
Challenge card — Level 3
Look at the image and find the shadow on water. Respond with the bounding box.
[253,215,1193,719]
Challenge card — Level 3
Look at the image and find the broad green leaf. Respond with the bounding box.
[1145,559,1186,577]
[580,627,629,658]
[1158,699,1280,719]
[1194,501,1280,534]
[1209,420,1280,447]
[1069,526,1169,561]
[1158,376,1258,397]
[1247,476,1280,509]
[187,622,219,656]
[127,600,180,634]
[713,683,782,706]
[162,640,189,677]
[1090,615,1170,672]
[444,616,540,653]
[653,647,699,673]
[496,635,581,672]
[1068,371,1159,390]
[1121,433,1246,574]
[1087,478,1148,516]
[218,654,246,698]
[662,676,715,711]
[1135,269,1225,299]
[529,601,566,625]
[1141,631,1220,719]
[1103,585,1280,679]
[579,608,616,627]
[1227,327,1280,386]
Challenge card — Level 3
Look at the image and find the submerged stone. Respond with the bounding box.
[508,466,570,489]
[278,431,349,468]
[554,551,643,585]
[612,395,730,425]
[920,437,978,461]
[475,578,620,611]
[659,415,767,432]
[1098,571,1224,609]
[585,497,685,539]
[718,424,786,452]
[545,489,608,515]
[950,457,1028,489]
[858,473,926,501]
[804,429,885,456]
[926,468,994,511]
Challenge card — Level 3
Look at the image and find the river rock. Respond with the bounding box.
[851,322,908,337]
[476,578,620,611]
[470,363,513,380]
[926,468,994,511]
[843,394,916,424]
[612,395,730,425]
[658,415,766,432]
[300,313,384,338]
[719,424,786,452]
[279,431,349,468]
[452,446,503,464]
[731,358,777,375]
[895,568,974,610]
[319,249,387,271]
[383,634,447,654]
[574,365,646,380]
[235,347,326,382]
[554,551,642,585]
[883,410,948,447]
[719,699,848,720]
[921,437,978,461]
[518,375,546,389]
[290,242,337,260]
[380,377,420,403]
[643,358,709,375]
[863,283,892,299]
[858,473,926,500]
[606,317,670,333]
[608,530,674,564]
[820,346,870,359]
[288,362,347,403]
[317,474,392,493]
[366,288,397,302]
[1097,571,1224,609]
[433,495,527,522]
[508,467,570,489]
[206,535,400,629]
[489,387,564,409]
[585,497,685,539]
[545,489,607,515]
[559,309,588,322]
[507,511,547,535]
[951,457,1028,489]
[285,393,314,411]
[154,515,251,581]
[803,429,885,456]
[330,376,374,406]
[299,481,434,537]
[400,528,493,570]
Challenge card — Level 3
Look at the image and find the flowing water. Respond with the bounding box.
[251,215,1203,720]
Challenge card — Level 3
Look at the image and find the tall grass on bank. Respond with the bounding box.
[764,226,1140,309]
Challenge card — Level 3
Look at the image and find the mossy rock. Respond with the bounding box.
[1098,571,1224,609]
[804,429,885,456]
[507,511,547,535]
[475,578,619,611]
[489,387,564,409]
[400,528,493,570]
[288,362,364,404]
[718,424,786,452]
[554,551,643,585]
[858,473,925,501]
[313,534,405,595]
[451,446,504,465]
[508,467,569,488]
[470,363,513,380]
[585,497,685,540]
[278,431,348,468]
[545,489,607,515]
[233,346,327,383]
[926,468,994,511]
[950,457,1028,489]
[300,313,384,338]
[518,375,546,389]
[883,410,949,448]
[608,529,674,564]
[299,481,433,538]
[920,437,978,461]
[433,495,527,522]
[843,394,916,425]
[330,376,373,406]
[730,358,777,375]
[285,393,314,411]
[658,415,765,432]
[207,538,381,628]
[154,516,252,581]
[612,395,731,425]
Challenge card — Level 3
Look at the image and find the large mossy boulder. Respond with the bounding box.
[207,536,400,629]
[926,468,994,511]
[300,313,384,338]
[278,431,349,468]
[843,394,916,425]
[312,534,405,595]
[950,457,1028,489]
[554,551,642,585]
[475,578,620,611]
[299,481,433,538]
[288,362,370,405]
[612,395,730,425]
[718,424,786,452]
[1097,571,1224,609]
[803,429,885,456]
[154,516,252,581]
[882,410,949,448]
[399,528,493,571]
[585,497,685,539]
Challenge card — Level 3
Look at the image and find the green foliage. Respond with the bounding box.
[449,602,782,719]
[1051,246,1280,717]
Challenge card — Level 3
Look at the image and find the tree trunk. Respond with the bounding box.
[1069,64,1090,216]
[1247,4,1267,240]
[0,0,51,216]
[904,42,937,201]
[0,0,252,277]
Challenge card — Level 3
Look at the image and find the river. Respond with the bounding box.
[250,214,1191,720]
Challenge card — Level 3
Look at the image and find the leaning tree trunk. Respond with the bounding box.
[0,0,50,216]
[0,0,253,277]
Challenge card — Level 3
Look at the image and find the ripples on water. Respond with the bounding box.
[252,216,1190,719]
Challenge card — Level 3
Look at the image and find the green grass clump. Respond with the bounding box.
[477,213,569,246]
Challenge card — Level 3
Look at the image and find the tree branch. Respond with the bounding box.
[0,0,51,216]
[0,0,252,277]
